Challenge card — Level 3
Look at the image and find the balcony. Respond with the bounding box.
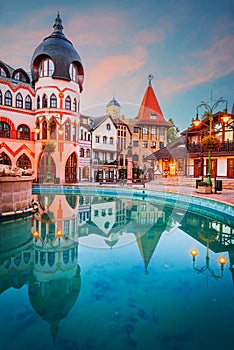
[188,141,234,154]
[92,159,118,166]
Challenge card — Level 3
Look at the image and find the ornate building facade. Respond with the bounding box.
[0,13,86,184]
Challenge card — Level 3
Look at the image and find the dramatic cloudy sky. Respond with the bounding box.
[1,0,233,130]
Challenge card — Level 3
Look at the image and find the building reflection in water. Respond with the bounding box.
[0,193,233,341]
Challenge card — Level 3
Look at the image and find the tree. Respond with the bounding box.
[167,118,180,144]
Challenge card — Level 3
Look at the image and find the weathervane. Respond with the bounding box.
[148,74,153,85]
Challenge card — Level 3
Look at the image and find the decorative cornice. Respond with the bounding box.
[0,78,35,95]
[0,142,35,157]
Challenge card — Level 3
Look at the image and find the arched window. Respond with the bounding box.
[50,119,57,140]
[65,152,77,182]
[39,58,54,77]
[25,95,32,110]
[72,124,76,141]
[4,90,12,106]
[0,122,11,138]
[82,166,89,179]
[16,153,31,169]
[65,122,71,140]
[0,152,11,165]
[17,124,30,140]
[37,95,40,109]
[14,71,28,82]
[50,94,57,108]
[16,93,23,108]
[69,63,78,82]
[42,94,48,108]
[0,91,2,104]
[103,136,107,144]
[65,96,71,110]
[80,148,84,157]
[42,120,48,139]
[86,149,90,158]
[0,66,7,77]
[73,98,77,112]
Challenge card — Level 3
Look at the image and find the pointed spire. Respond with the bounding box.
[53,12,63,33]
[137,75,170,126]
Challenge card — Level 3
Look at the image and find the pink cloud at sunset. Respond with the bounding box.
[0,0,233,129]
[159,35,234,99]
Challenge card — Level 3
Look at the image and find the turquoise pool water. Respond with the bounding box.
[0,188,233,350]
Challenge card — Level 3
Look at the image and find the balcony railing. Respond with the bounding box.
[92,159,118,166]
[188,141,234,153]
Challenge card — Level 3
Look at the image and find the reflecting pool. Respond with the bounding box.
[0,191,234,350]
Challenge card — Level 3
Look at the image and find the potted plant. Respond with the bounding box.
[42,142,56,153]
[201,135,220,150]
[197,181,212,194]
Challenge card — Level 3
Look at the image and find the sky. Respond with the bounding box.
[0,0,233,131]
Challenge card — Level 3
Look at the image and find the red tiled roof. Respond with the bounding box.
[137,83,171,127]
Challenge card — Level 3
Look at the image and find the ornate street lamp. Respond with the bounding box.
[193,97,228,186]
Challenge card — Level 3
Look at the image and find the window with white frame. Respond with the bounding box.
[39,58,54,77]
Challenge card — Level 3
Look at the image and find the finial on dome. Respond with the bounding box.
[53,12,63,32]
[148,74,153,86]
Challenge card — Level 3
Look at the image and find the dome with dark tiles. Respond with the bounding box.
[30,13,84,91]
[107,97,121,107]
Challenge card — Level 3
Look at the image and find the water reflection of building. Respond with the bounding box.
[28,238,80,341]
[178,209,234,283]
[126,203,173,273]
[30,193,82,339]
[0,217,33,294]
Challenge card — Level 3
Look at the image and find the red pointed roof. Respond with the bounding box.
[137,76,171,127]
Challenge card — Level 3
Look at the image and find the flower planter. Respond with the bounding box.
[197,186,212,194]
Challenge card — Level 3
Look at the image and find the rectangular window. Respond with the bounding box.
[133,141,138,147]
[142,141,148,148]
[151,141,156,148]
[159,142,164,149]
[160,128,165,135]
[150,113,156,120]
[102,152,106,161]
[143,128,148,134]
[133,127,138,133]
[133,154,138,161]
[151,128,156,134]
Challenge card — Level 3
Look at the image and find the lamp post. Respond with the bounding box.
[193,97,228,186]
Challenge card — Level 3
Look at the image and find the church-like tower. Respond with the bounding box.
[31,13,89,183]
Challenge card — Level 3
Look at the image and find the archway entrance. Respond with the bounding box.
[65,152,77,183]
[38,153,56,183]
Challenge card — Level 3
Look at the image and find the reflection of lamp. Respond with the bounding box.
[189,247,227,281]
[32,228,64,248]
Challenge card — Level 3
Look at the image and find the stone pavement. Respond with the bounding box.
[144,181,234,206]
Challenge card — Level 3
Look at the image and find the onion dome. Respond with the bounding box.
[107,97,121,108]
[30,13,84,92]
